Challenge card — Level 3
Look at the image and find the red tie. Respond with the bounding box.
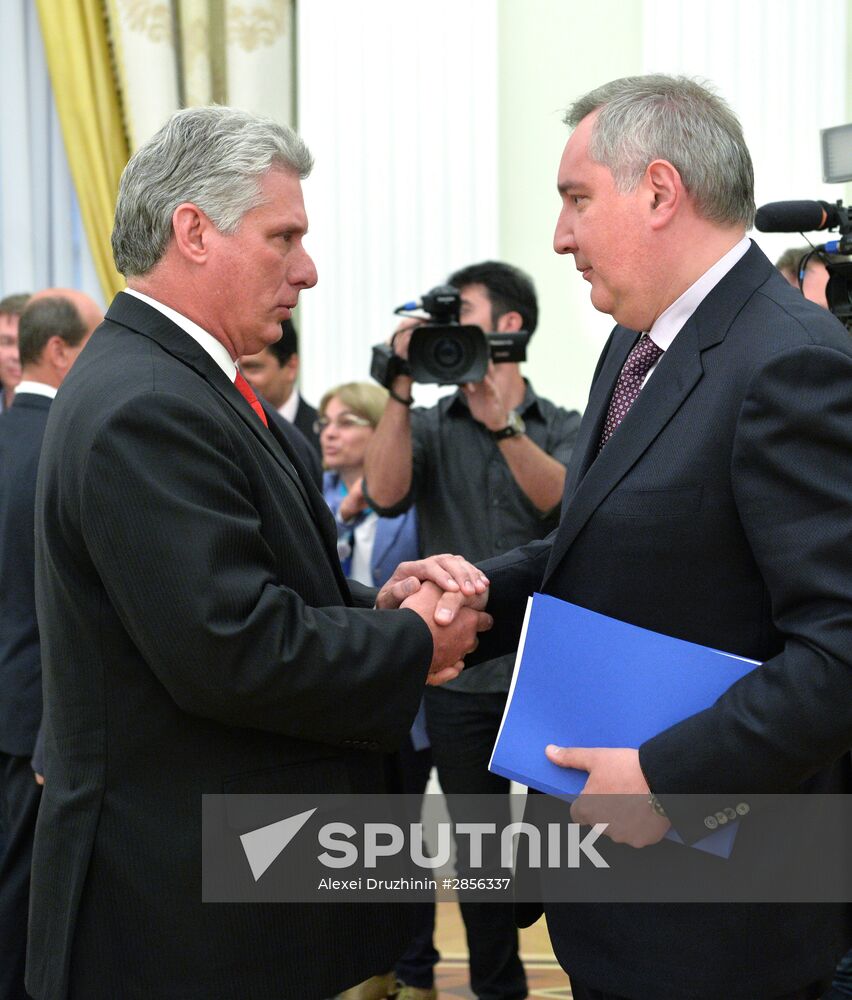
[234,371,269,428]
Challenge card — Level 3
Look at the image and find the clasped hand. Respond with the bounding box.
[376,554,491,685]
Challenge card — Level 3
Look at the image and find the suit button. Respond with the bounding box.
[736,802,750,816]
[704,815,718,830]
[715,811,728,825]
[724,807,737,821]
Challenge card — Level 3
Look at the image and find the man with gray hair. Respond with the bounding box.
[28,106,490,1000]
[0,289,99,1000]
[421,74,852,998]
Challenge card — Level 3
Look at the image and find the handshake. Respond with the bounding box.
[374,554,669,848]
[375,554,493,686]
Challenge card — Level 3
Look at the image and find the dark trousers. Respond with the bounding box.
[424,687,527,1000]
[569,976,829,1000]
[0,751,41,1000]
[387,736,439,989]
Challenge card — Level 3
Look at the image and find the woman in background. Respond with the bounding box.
[318,382,438,1000]
[318,382,419,590]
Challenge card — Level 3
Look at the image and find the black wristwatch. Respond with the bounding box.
[491,410,526,440]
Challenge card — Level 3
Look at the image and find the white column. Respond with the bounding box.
[296,0,499,406]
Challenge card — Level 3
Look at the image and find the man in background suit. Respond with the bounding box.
[240,318,322,454]
[429,74,852,999]
[0,293,30,413]
[0,289,100,1000]
[265,402,323,489]
[28,106,490,1000]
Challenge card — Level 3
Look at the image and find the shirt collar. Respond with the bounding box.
[648,235,751,352]
[124,288,237,382]
[15,380,57,399]
[278,389,300,423]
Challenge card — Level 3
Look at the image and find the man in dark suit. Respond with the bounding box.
[27,106,490,1000]
[428,74,852,999]
[0,290,100,1000]
[240,318,322,454]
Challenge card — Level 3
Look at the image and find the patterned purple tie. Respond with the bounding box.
[598,334,664,451]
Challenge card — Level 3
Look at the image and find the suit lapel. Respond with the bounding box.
[560,329,640,505]
[542,242,772,587]
[544,320,704,583]
[106,294,305,488]
[264,412,353,601]
[105,294,348,590]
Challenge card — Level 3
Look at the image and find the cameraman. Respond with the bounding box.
[363,261,580,1000]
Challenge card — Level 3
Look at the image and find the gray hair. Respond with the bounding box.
[564,75,755,229]
[19,296,87,367]
[112,106,314,278]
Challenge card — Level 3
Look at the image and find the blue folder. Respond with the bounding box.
[489,594,759,856]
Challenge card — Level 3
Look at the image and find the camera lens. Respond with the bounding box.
[432,337,464,370]
[407,325,489,384]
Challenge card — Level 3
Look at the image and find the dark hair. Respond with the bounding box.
[19,297,87,367]
[267,319,299,366]
[447,261,538,334]
[0,292,31,317]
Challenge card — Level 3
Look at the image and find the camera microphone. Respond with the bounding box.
[754,200,842,233]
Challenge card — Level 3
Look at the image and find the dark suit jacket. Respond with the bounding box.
[477,243,852,999]
[0,393,51,757]
[28,293,433,1000]
[293,394,321,456]
[266,403,322,489]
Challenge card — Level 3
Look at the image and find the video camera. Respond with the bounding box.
[371,285,531,387]
[754,122,852,328]
[755,198,852,327]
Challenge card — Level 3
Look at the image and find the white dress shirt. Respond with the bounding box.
[644,235,751,382]
[278,390,300,424]
[123,288,237,382]
[15,380,57,399]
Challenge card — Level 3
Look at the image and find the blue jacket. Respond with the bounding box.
[322,471,419,588]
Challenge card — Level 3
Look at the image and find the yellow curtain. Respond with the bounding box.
[35,0,129,302]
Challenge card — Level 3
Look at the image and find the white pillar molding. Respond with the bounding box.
[642,0,847,264]
[296,0,499,406]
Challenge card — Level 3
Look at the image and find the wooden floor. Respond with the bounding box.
[433,901,572,998]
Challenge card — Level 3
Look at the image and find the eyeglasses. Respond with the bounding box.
[313,413,373,434]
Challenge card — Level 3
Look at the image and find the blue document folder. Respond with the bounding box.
[489,594,759,856]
